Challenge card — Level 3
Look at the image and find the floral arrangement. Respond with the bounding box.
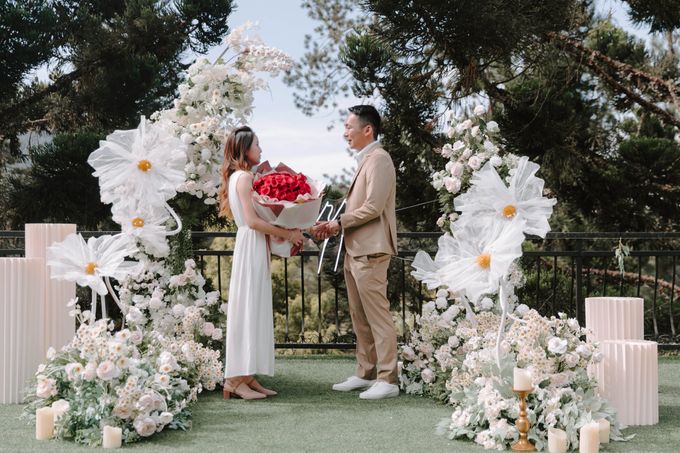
[25,23,291,446]
[254,171,312,202]
[400,298,628,450]
[431,105,520,232]
[251,161,325,257]
[152,21,293,207]
[407,105,626,450]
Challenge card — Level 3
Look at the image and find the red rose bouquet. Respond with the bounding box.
[252,161,325,257]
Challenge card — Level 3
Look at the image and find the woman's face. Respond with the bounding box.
[246,135,262,166]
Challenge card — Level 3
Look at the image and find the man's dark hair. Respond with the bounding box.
[349,105,381,139]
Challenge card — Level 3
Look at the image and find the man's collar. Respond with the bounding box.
[354,140,380,163]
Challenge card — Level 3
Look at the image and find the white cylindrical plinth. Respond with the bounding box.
[592,340,658,426]
[585,297,644,341]
[1,258,46,403]
[25,223,76,354]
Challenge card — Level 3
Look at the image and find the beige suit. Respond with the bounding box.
[340,142,398,383]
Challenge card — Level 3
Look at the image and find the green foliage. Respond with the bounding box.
[2,131,115,229]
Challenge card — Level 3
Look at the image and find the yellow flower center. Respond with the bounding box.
[84,262,97,275]
[476,253,491,269]
[502,204,517,218]
[131,217,145,228]
[137,159,152,172]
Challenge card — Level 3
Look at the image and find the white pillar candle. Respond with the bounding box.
[102,425,122,449]
[548,427,568,453]
[597,418,610,443]
[579,422,600,453]
[513,367,532,391]
[35,407,54,440]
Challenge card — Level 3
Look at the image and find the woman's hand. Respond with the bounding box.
[287,228,304,246]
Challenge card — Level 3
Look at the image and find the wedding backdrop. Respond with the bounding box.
[1,1,679,452]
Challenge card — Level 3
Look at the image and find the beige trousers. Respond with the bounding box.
[344,253,398,384]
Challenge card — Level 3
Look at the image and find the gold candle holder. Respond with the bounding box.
[512,389,536,452]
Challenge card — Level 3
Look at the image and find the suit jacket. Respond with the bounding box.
[340,143,398,257]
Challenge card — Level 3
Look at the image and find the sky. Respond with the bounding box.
[204,1,360,181]
[24,0,652,180]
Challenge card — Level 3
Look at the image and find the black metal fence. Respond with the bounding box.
[2,230,680,349]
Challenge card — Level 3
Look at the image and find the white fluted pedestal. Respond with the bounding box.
[1,258,45,403]
[592,340,658,426]
[25,224,76,355]
[585,297,644,341]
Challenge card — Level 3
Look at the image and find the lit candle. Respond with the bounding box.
[579,422,599,453]
[596,418,610,444]
[102,425,122,449]
[35,407,54,440]
[513,367,532,391]
[548,427,568,453]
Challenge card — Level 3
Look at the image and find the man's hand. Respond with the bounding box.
[310,221,340,240]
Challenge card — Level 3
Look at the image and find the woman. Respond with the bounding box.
[218,126,304,400]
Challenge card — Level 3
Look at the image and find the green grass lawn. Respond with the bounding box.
[1,355,679,452]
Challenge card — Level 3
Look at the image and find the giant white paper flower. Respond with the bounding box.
[47,233,139,295]
[453,156,556,238]
[88,117,187,207]
[411,217,526,302]
[112,201,173,258]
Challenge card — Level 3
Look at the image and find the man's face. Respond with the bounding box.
[343,113,372,151]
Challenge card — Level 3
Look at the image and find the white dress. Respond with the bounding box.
[224,170,275,378]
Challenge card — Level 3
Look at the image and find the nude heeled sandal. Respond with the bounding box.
[223,378,267,400]
[246,377,278,396]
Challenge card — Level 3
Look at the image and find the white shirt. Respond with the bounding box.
[354,140,380,164]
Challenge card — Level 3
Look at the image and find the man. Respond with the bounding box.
[313,105,399,400]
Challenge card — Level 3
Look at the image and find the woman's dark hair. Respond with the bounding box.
[218,126,256,218]
[349,105,381,139]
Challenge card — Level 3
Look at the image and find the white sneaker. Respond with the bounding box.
[332,376,376,392]
[359,381,399,400]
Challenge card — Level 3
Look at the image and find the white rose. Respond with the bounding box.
[592,351,604,363]
[421,368,435,384]
[51,399,70,421]
[130,330,143,345]
[36,376,57,398]
[401,345,417,361]
[83,362,97,381]
[219,303,229,314]
[448,335,460,348]
[181,343,195,363]
[567,319,580,331]
[443,177,461,194]
[126,307,144,324]
[474,105,486,116]
[547,337,568,355]
[450,162,464,177]
[460,119,472,130]
[64,362,84,381]
[563,352,579,368]
[435,297,448,310]
[489,155,502,167]
[136,394,155,412]
[436,289,449,298]
[180,133,194,144]
[172,304,186,318]
[96,360,119,381]
[467,156,482,170]
[133,416,157,437]
[441,144,453,158]
[149,297,163,310]
[202,322,215,337]
[431,178,444,190]
[575,344,592,358]
[113,404,132,420]
[422,301,436,315]
[470,125,480,137]
[200,148,212,161]
[158,351,179,370]
[211,328,223,341]
[159,412,174,425]
[462,147,473,159]
[479,297,494,311]
[486,121,499,133]
[515,304,530,317]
